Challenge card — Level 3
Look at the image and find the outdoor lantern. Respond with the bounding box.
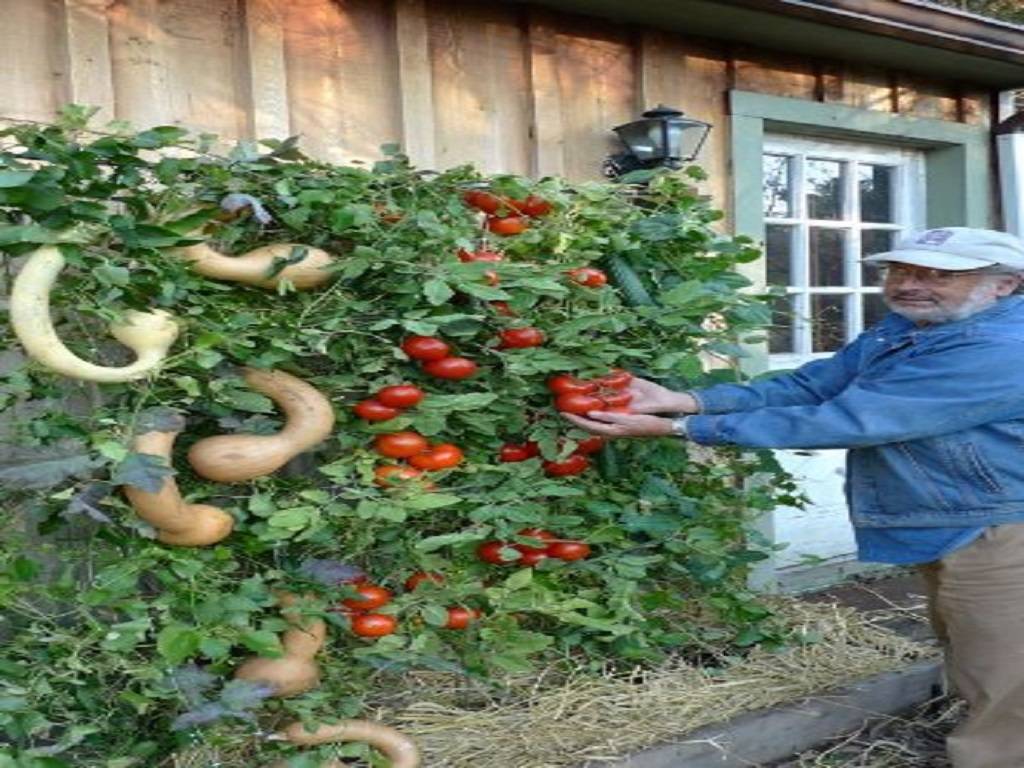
[604,105,711,179]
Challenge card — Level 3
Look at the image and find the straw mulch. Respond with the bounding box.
[175,597,937,767]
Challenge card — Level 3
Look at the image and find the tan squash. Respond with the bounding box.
[122,411,234,546]
[10,246,179,382]
[187,368,335,483]
[172,242,335,290]
[235,592,324,698]
[268,719,420,768]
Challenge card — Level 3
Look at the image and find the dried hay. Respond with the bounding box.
[175,598,937,767]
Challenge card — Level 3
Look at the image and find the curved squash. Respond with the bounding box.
[235,592,325,698]
[173,243,335,290]
[187,368,336,483]
[10,246,179,382]
[269,719,420,768]
[122,411,234,546]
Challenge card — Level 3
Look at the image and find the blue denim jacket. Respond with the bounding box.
[687,296,1024,528]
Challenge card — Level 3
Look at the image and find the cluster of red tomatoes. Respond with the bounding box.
[401,335,478,380]
[341,572,481,637]
[497,435,604,477]
[477,528,591,567]
[462,188,553,238]
[372,430,464,488]
[549,369,633,416]
[353,383,425,422]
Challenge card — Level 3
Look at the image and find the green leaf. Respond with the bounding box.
[415,531,481,552]
[0,169,34,187]
[403,493,461,510]
[156,625,201,665]
[423,278,454,305]
[504,568,533,590]
[421,604,450,627]
[239,629,284,657]
[111,452,175,493]
[419,392,497,412]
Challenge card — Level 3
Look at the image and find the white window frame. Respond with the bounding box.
[763,134,927,369]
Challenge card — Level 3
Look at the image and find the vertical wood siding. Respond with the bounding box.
[0,0,995,210]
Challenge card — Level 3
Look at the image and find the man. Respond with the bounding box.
[565,227,1024,768]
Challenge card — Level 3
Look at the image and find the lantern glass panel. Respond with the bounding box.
[615,119,664,161]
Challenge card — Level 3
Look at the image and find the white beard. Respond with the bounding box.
[885,279,1002,324]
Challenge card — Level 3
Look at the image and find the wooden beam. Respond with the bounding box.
[242,0,290,140]
[62,0,116,122]
[394,0,436,169]
[525,9,565,178]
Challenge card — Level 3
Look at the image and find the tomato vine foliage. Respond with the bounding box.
[0,106,801,764]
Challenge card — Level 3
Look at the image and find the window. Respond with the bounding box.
[762,135,926,365]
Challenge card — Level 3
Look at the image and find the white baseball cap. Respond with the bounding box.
[861,227,1024,271]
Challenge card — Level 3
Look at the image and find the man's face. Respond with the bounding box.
[881,263,1020,324]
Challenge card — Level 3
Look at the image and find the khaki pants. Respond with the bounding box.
[916,523,1024,768]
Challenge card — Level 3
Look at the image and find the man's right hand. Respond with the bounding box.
[626,377,700,414]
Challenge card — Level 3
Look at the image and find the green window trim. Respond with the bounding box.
[729,89,992,245]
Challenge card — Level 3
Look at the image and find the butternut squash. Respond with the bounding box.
[172,242,335,290]
[235,592,324,698]
[122,410,234,546]
[187,368,335,483]
[269,719,420,768]
[10,246,179,382]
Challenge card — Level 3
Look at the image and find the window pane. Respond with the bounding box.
[861,229,896,285]
[806,159,844,220]
[809,228,846,287]
[811,294,847,352]
[763,154,792,218]
[766,225,794,286]
[768,294,795,354]
[863,293,889,329]
[859,164,895,223]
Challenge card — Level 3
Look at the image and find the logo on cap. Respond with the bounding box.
[916,229,955,246]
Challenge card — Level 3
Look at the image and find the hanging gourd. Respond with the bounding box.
[268,719,420,768]
[9,246,179,382]
[121,409,234,546]
[171,242,335,290]
[234,592,325,698]
[187,368,336,483]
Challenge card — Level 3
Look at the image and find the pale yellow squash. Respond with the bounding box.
[173,242,335,290]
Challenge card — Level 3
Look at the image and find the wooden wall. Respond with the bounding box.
[0,0,994,212]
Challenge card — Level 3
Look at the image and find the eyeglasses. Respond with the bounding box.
[877,263,991,285]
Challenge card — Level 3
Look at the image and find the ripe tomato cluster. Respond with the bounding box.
[353,383,425,422]
[497,435,603,476]
[549,370,634,415]
[477,528,592,567]
[402,335,478,380]
[373,430,464,487]
[462,188,553,238]
[342,572,482,635]
[458,246,503,287]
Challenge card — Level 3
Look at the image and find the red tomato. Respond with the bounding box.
[543,455,590,477]
[547,540,592,561]
[354,399,401,421]
[462,189,505,214]
[555,393,606,415]
[486,215,528,236]
[499,443,539,462]
[373,431,429,459]
[514,545,548,566]
[600,391,633,408]
[444,607,482,629]
[489,301,516,317]
[341,584,392,612]
[376,384,424,408]
[423,357,478,380]
[404,571,444,591]
[402,335,451,362]
[547,375,598,395]
[515,195,553,217]
[498,327,545,349]
[567,267,608,288]
[374,464,424,487]
[458,248,504,263]
[572,436,605,455]
[409,443,463,470]
[477,541,518,565]
[517,528,556,543]
[597,369,633,389]
[351,613,398,637]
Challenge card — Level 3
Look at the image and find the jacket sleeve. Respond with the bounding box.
[686,337,1024,449]
[691,333,867,414]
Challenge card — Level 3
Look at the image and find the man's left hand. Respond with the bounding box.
[562,411,676,438]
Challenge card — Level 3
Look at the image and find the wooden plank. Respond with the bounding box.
[108,0,175,126]
[282,0,402,165]
[526,8,566,177]
[394,0,436,169]
[960,90,992,127]
[896,75,959,121]
[62,0,116,122]
[732,45,817,101]
[428,0,530,175]
[638,32,730,214]
[242,0,291,141]
[820,63,894,113]
[0,0,66,122]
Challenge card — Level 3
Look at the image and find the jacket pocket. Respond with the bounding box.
[948,441,1004,496]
